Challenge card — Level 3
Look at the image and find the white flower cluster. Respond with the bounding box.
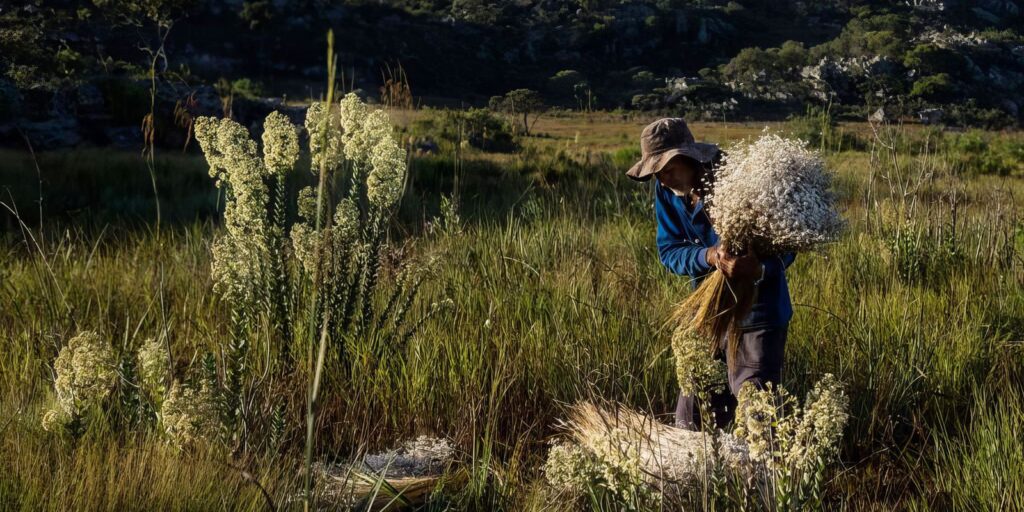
[195,111,306,311]
[291,95,405,274]
[42,331,117,431]
[137,337,169,402]
[195,116,274,308]
[305,101,343,173]
[543,441,604,493]
[337,93,407,209]
[733,382,788,464]
[544,428,656,505]
[733,374,849,474]
[672,327,727,396]
[290,186,320,273]
[366,126,407,209]
[290,192,360,274]
[708,133,845,255]
[338,93,370,161]
[787,373,849,470]
[160,382,221,448]
[41,408,71,432]
[262,111,300,175]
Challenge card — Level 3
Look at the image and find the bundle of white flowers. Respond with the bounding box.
[41,331,117,432]
[673,132,844,366]
[707,133,845,255]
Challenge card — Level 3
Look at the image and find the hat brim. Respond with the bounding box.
[626,143,720,182]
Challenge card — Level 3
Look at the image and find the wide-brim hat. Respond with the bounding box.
[626,118,720,182]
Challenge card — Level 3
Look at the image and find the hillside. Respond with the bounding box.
[1,0,1023,149]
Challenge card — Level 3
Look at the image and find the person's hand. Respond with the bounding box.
[705,244,722,269]
[717,247,762,281]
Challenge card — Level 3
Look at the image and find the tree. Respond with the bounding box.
[910,73,956,102]
[490,89,546,136]
[778,40,808,69]
[903,44,967,78]
[239,0,273,30]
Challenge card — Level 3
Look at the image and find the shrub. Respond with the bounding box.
[412,107,516,152]
[943,130,1024,176]
[97,77,150,125]
[909,73,956,102]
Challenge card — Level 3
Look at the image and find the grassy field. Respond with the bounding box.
[1,111,1023,510]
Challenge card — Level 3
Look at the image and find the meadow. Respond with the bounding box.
[1,110,1023,511]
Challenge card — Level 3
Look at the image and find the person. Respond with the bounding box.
[626,118,795,430]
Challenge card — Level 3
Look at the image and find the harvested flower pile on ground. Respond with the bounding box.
[317,436,463,508]
[544,402,750,506]
[544,376,848,508]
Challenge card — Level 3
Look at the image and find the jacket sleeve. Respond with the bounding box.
[761,252,796,278]
[656,188,714,278]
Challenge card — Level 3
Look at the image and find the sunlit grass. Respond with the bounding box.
[1,116,1023,509]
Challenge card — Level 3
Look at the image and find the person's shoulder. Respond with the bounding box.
[653,181,672,209]
[653,180,670,199]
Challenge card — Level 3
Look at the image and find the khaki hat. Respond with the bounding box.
[626,118,720,182]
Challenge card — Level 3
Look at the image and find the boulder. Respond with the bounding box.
[17,117,82,150]
[919,108,945,125]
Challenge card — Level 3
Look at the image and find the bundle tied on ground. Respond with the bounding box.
[543,378,849,508]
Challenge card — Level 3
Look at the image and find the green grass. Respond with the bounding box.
[1,117,1023,510]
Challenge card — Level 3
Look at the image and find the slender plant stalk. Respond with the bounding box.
[303,29,337,512]
[141,21,172,232]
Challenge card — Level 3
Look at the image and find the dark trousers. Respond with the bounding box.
[675,325,788,430]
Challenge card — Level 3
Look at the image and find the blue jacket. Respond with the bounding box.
[655,181,795,329]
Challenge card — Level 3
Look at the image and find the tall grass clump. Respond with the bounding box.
[926,385,1024,510]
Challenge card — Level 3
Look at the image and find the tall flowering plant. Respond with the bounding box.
[189,93,430,453]
[194,111,300,440]
[291,93,424,358]
[734,374,849,509]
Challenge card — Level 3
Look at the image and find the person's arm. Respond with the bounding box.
[656,188,715,278]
